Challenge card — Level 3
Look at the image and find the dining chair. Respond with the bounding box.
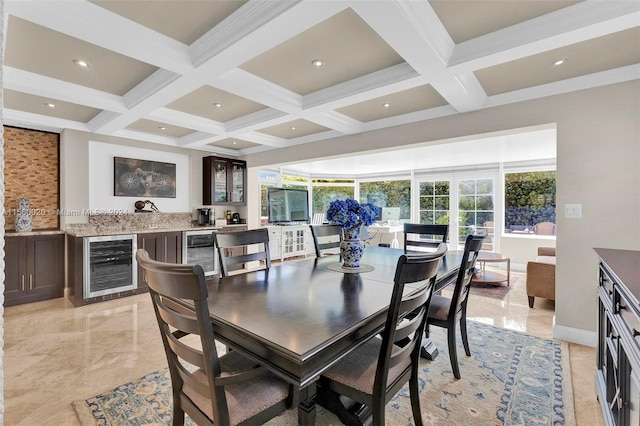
[425,233,485,379]
[533,221,556,235]
[403,223,448,252]
[309,224,343,258]
[136,249,293,426]
[213,228,271,277]
[319,244,447,426]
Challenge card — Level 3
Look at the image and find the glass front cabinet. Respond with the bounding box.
[203,156,246,206]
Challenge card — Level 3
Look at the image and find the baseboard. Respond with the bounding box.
[553,323,597,347]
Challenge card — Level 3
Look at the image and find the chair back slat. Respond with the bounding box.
[136,249,229,425]
[310,224,343,258]
[447,234,485,319]
[403,224,448,253]
[373,244,447,400]
[214,228,271,277]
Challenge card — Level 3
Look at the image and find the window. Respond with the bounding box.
[418,180,450,225]
[504,171,556,234]
[360,180,411,221]
[458,178,494,245]
[311,179,355,216]
[259,170,279,226]
[282,174,309,191]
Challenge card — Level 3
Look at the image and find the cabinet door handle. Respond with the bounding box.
[29,274,33,290]
[633,329,640,338]
[21,275,25,292]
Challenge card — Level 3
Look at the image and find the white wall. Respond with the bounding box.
[60,129,214,228]
[244,81,640,347]
[88,141,190,213]
[500,235,556,270]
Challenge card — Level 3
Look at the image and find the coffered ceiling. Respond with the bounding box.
[3,1,639,158]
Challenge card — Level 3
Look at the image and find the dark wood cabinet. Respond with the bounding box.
[203,156,246,206]
[137,231,182,289]
[595,248,640,425]
[4,234,64,306]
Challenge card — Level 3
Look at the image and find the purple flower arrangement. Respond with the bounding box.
[326,198,380,232]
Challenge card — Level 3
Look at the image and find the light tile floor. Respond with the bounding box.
[3,267,603,425]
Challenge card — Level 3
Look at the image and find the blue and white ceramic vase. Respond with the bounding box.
[340,226,364,268]
[15,197,33,232]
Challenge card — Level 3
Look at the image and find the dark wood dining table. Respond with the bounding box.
[197,246,462,425]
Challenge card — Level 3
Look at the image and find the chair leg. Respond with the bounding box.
[528,296,535,308]
[460,317,471,357]
[447,325,461,379]
[172,392,185,426]
[409,368,423,426]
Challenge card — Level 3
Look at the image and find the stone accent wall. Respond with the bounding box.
[3,127,59,230]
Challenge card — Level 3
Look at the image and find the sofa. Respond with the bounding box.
[526,247,556,308]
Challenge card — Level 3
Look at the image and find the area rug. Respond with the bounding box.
[73,321,575,425]
[469,276,520,300]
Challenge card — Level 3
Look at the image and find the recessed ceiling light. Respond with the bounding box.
[311,59,325,68]
[213,102,222,108]
[290,126,296,130]
[553,59,567,66]
[383,103,391,108]
[158,126,166,130]
[44,103,55,108]
[73,59,89,68]
[232,141,237,145]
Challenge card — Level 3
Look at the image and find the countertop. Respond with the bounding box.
[594,247,640,306]
[4,229,65,237]
[65,223,247,237]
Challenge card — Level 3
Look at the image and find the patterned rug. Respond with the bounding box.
[73,321,575,425]
[469,277,520,300]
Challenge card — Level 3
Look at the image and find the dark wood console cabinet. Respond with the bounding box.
[203,156,246,206]
[595,248,640,425]
[4,234,64,306]
[137,231,182,290]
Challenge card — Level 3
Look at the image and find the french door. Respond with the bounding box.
[415,175,496,251]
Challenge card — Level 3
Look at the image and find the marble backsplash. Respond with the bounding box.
[66,212,193,235]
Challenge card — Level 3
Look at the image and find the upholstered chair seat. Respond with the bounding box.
[322,337,411,394]
[426,294,450,321]
[184,350,291,425]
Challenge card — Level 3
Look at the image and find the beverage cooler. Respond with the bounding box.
[83,235,137,298]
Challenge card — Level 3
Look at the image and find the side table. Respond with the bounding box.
[472,251,511,286]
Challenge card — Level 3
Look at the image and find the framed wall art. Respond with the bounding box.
[114,156,176,198]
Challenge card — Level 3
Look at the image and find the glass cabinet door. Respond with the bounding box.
[231,161,245,203]
[214,159,228,203]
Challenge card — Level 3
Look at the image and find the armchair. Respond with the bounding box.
[526,247,556,308]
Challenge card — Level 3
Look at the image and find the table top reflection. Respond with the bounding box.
[201,246,461,386]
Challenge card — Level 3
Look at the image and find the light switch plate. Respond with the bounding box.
[564,204,582,219]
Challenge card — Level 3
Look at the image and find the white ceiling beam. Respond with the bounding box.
[4,67,127,113]
[303,63,421,110]
[213,68,303,113]
[486,64,640,108]
[352,1,487,112]
[179,129,288,149]
[3,108,90,133]
[149,108,225,135]
[111,129,181,147]
[449,0,640,72]
[303,111,364,135]
[6,0,193,74]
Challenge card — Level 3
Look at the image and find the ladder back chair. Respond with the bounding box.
[403,223,448,253]
[213,228,271,277]
[136,249,293,426]
[309,224,343,258]
[319,244,447,426]
[425,234,485,379]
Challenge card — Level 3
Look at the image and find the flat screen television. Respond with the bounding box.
[267,187,309,224]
